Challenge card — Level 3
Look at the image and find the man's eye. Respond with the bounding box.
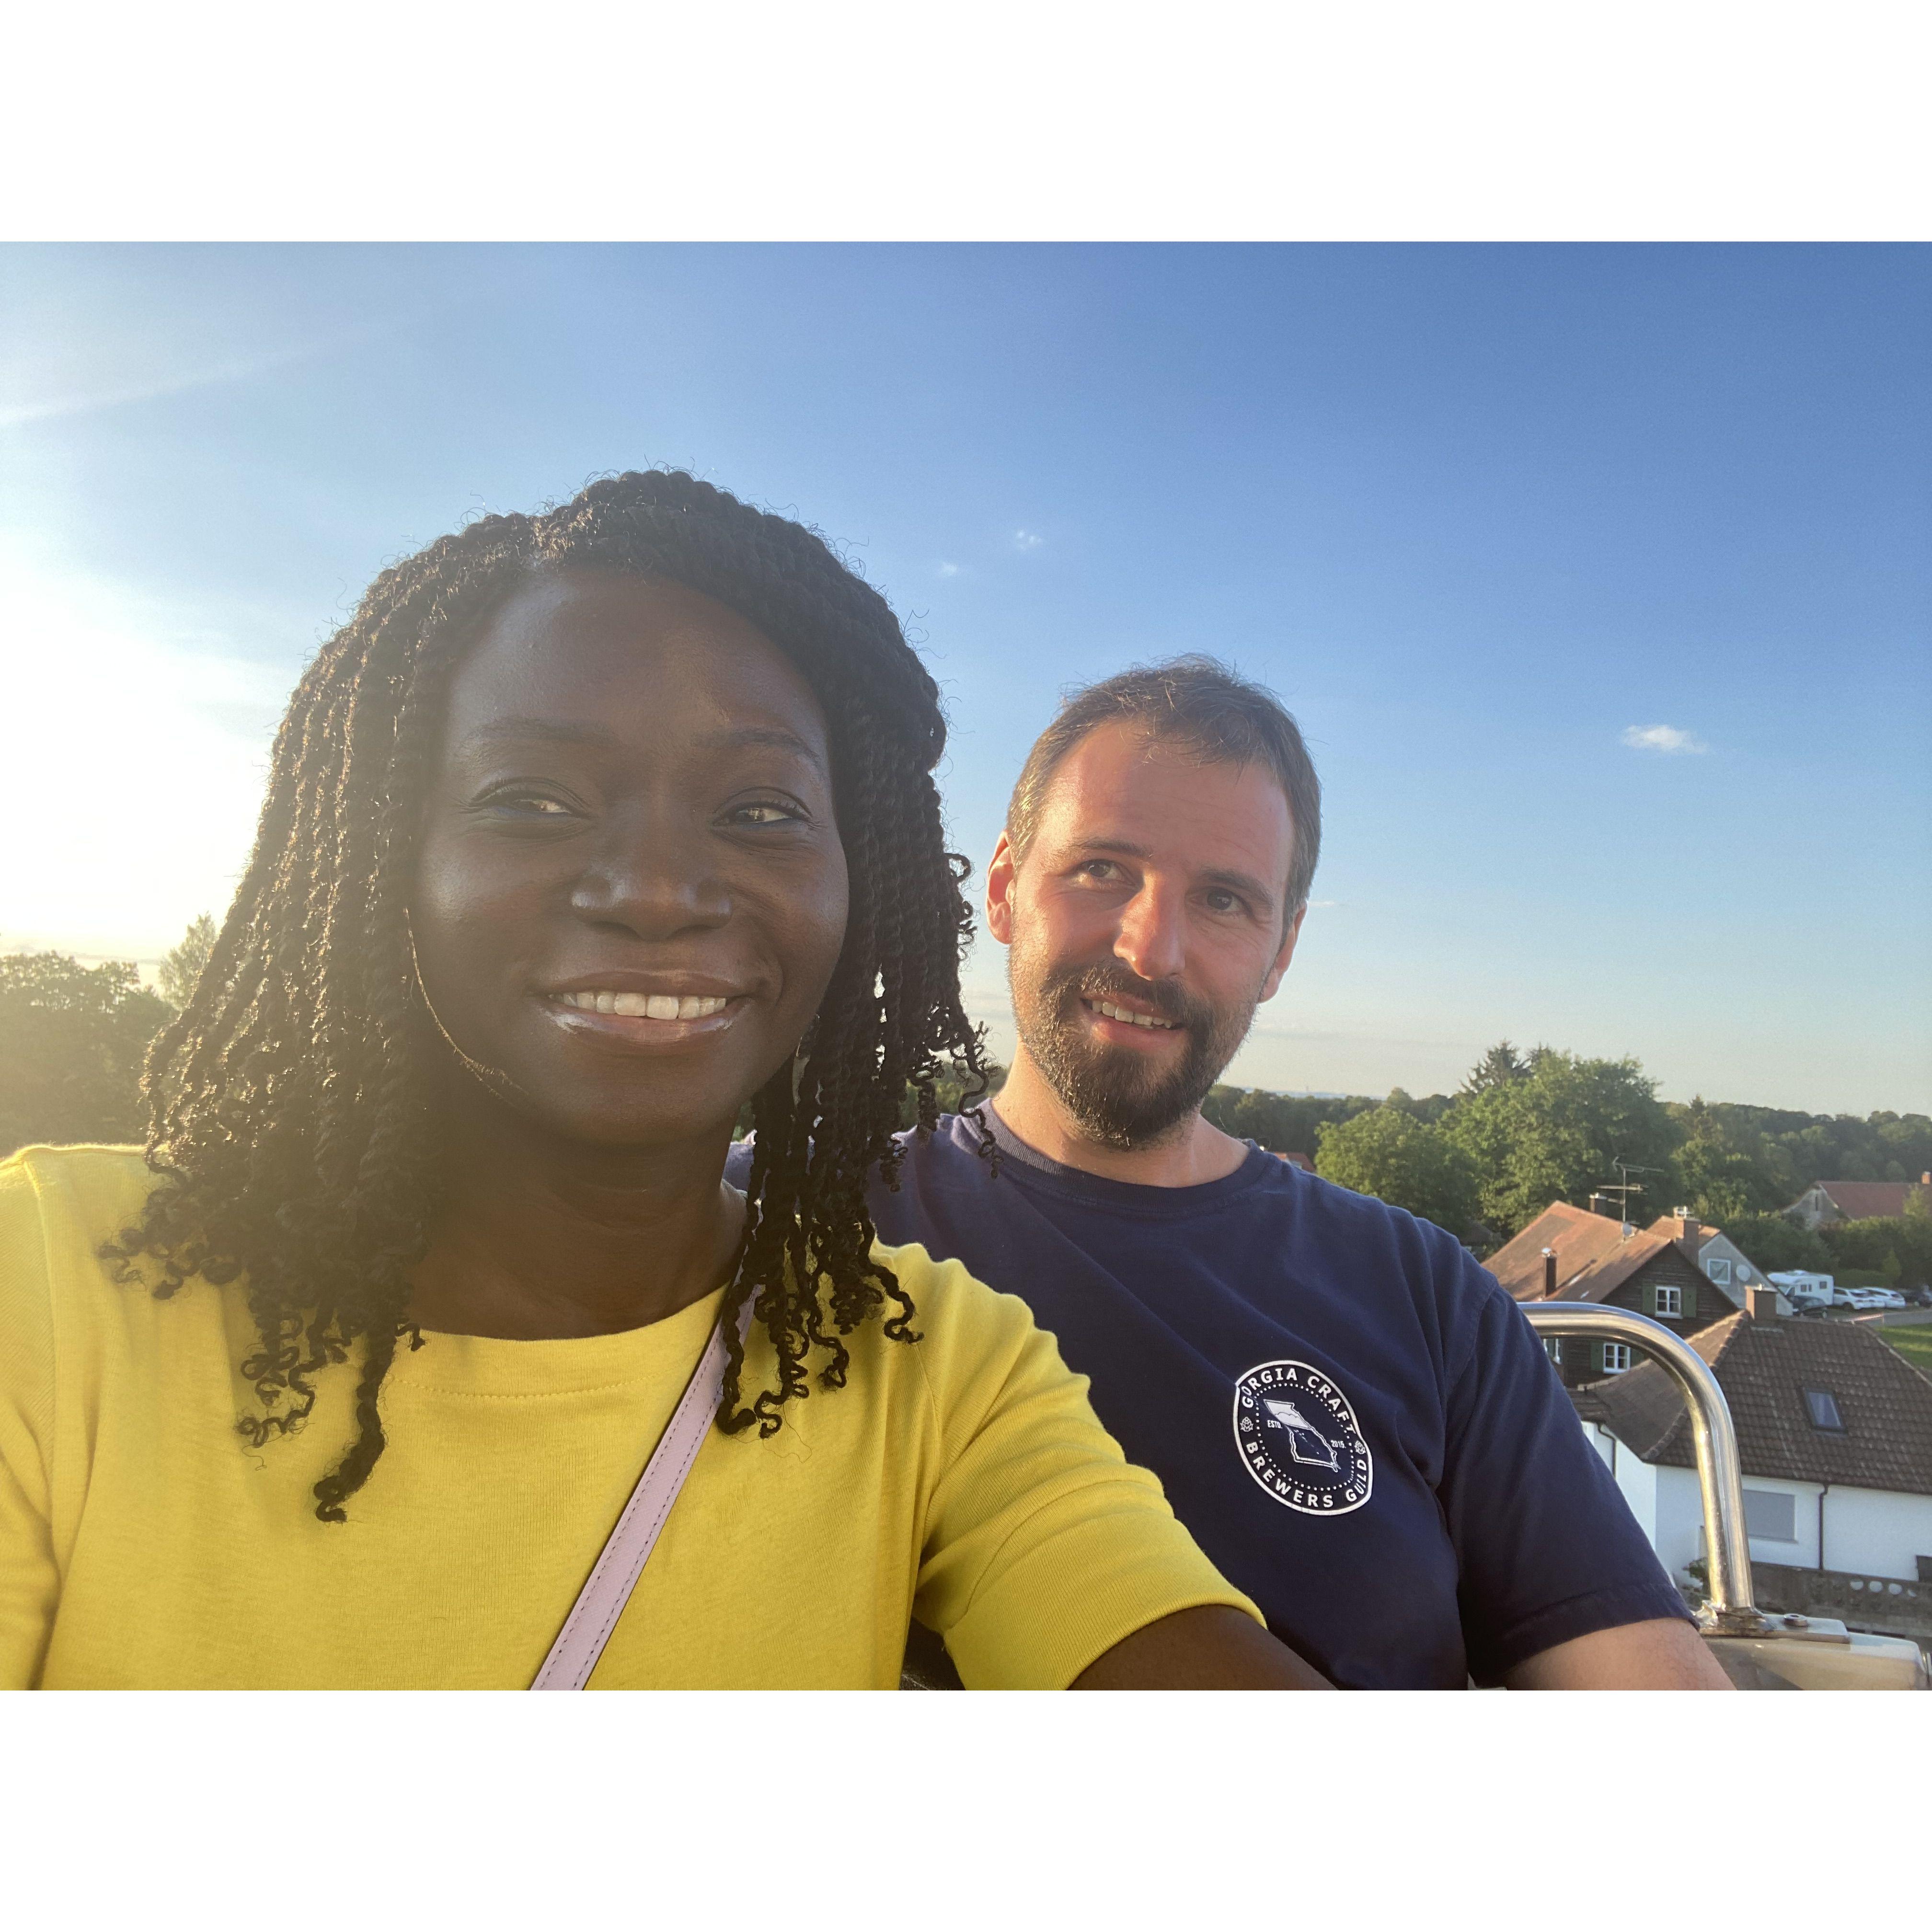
[1205,890,1245,914]
[1077,860,1120,880]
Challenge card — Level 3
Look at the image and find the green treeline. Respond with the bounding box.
[1204,1041,1932,1280]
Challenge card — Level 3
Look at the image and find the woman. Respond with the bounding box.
[0,471,1321,1689]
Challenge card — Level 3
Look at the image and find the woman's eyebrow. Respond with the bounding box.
[459,719,826,776]
[464,718,618,749]
[691,725,828,775]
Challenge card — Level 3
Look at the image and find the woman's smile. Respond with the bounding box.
[540,979,748,1048]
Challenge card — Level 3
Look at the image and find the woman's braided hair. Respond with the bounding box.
[104,470,991,1521]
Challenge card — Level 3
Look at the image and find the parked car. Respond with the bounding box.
[1843,1288,1903,1311]
[1904,1286,1932,1309]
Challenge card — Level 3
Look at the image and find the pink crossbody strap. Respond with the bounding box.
[530,1302,747,1690]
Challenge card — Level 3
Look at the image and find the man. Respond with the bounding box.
[786,656,1731,1689]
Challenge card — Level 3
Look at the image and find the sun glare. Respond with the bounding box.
[0,546,289,963]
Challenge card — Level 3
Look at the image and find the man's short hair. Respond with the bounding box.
[1006,656,1322,915]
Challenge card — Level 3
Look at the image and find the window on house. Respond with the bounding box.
[1802,1387,1846,1433]
[1744,1489,1798,1542]
[1704,1257,1732,1286]
[1655,1285,1683,1317]
[1601,1342,1633,1374]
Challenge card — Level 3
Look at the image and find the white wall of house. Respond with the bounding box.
[1582,1416,1932,1582]
[1821,1486,1932,1580]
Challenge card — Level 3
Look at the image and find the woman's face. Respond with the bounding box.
[411,570,849,1149]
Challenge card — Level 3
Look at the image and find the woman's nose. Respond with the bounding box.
[567,817,730,938]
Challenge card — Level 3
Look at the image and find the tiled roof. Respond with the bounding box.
[1805,1181,1929,1221]
[1576,1314,1932,1497]
[1274,1150,1316,1173]
[1485,1202,1688,1304]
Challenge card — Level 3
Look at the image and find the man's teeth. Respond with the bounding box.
[1091,999,1176,1030]
[559,991,729,1020]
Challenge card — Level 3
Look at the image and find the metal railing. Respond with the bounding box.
[1519,1302,1768,1635]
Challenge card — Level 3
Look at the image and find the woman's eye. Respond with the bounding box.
[725,801,804,827]
[476,790,577,821]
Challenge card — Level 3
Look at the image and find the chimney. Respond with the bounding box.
[1588,1193,1611,1219]
[1672,1208,1703,1249]
[1745,1283,1779,1321]
[1542,1247,1557,1298]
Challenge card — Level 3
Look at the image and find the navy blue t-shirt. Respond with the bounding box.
[732,1113,1689,1687]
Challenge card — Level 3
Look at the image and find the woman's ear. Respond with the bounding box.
[985,831,1018,946]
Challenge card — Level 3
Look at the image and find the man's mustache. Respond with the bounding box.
[1049,965,1205,1032]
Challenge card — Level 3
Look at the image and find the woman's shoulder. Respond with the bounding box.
[869,1234,1039,1341]
[0,1146,181,1424]
[0,1143,161,1237]
[864,1234,1079,1423]
[0,1144,172,1324]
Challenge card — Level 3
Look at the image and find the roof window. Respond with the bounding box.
[1801,1387,1846,1433]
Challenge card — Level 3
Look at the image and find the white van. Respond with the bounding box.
[1767,1269,1834,1311]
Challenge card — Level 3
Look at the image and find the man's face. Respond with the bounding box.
[989,722,1304,1149]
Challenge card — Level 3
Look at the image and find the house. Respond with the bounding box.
[1485,1202,1725,1383]
[1274,1150,1315,1173]
[1784,1175,1931,1230]
[1673,1217,1780,1311]
[1571,1307,1932,1639]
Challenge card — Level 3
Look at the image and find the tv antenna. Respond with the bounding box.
[1598,1159,1659,1230]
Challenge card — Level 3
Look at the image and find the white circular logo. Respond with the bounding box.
[1232,1359,1373,1515]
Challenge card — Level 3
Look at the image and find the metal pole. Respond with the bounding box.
[1519,1302,1768,1635]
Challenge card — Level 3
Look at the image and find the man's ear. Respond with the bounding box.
[1257,900,1307,1004]
[986,831,1018,946]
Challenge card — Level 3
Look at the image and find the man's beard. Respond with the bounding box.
[1008,948,1259,1150]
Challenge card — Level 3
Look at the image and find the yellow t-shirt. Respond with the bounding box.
[0,1146,1254,1690]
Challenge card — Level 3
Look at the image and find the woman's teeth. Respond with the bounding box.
[558,991,729,1020]
[1089,999,1176,1030]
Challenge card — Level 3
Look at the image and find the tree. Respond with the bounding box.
[1201,1086,1377,1156]
[1668,1096,1784,1222]
[1460,1040,1529,1096]
[158,912,218,1011]
[1315,1102,1481,1240]
[1440,1048,1679,1239]
[0,952,173,1157]
[1821,1216,1932,1293]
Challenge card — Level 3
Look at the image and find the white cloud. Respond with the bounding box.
[1013,529,1044,552]
[937,561,961,577]
[1622,723,1708,755]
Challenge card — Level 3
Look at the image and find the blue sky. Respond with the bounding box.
[2,243,1926,1113]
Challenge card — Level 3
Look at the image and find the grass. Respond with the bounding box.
[1879,1324,1932,1382]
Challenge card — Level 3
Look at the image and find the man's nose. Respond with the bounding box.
[568,814,730,938]
[1113,881,1186,984]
